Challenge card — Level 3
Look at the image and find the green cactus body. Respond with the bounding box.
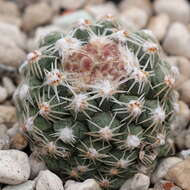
[14,16,177,189]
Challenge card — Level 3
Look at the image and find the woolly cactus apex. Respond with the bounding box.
[14,16,177,189]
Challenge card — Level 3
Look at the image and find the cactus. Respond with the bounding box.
[14,16,177,189]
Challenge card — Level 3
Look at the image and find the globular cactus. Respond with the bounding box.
[14,16,178,189]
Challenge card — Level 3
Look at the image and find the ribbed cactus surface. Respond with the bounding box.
[14,17,177,189]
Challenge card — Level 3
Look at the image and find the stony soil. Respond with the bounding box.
[0,0,190,190]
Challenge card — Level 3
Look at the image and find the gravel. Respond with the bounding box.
[2,181,35,190]
[65,179,101,190]
[163,22,190,58]
[0,0,190,189]
[0,150,30,185]
[166,159,190,190]
[120,173,150,190]
[35,170,64,190]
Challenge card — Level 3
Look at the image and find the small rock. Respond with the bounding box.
[166,159,190,190]
[165,56,190,88]
[171,101,190,131]
[10,133,28,150]
[0,124,8,135]
[0,1,21,26]
[0,86,8,103]
[85,2,118,19]
[154,0,190,23]
[0,105,16,124]
[0,37,26,68]
[0,64,18,80]
[0,1,20,17]
[120,173,150,190]
[7,123,20,137]
[163,23,190,58]
[179,80,190,104]
[36,170,64,190]
[22,2,53,32]
[0,15,22,27]
[29,153,47,179]
[147,14,170,41]
[175,57,190,80]
[174,130,187,149]
[2,77,16,97]
[119,0,152,16]
[53,10,93,33]
[0,124,10,150]
[65,179,101,190]
[2,181,35,190]
[14,0,39,10]
[184,130,190,149]
[120,7,148,31]
[0,134,10,150]
[0,150,30,185]
[180,149,190,159]
[0,22,26,49]
[151,157,183,183]
[154,180,182,190]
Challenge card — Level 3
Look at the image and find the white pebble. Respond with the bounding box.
[0,86,8,103]
[185,131,190,148]
[120,173,150,190]
[0,37,26,68]
[29,153,47,179]
[171,101,190,131]
[163,22,190,58]
[65,179,101,190]
[7,123,20,137]
[0,124,10,150]
[0,134,10,150]
[154,0,190,23]
[22,2,53,32]
[2,180,35,190]
[166,159,190,189]
[0,150,30,185]
[147,14,170,41]
[2,77,16,97]
[174,130,187,149]
[0,105,16,124]
[151,157,183,183]
[179,80,190,104]
[36,170,64,190]
[85,2,118,19]
[120,7,148,30]
[0,124,8,135]
[119,0,152,16]
[165,56,190,88]
[180,149,190,159]
[0,1,20,17]
[0,22,26,49]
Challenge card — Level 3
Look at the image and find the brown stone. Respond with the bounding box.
[0,105,16,124]
[166,159,190,190]
[11,133,28,150]
[22,2,53,32]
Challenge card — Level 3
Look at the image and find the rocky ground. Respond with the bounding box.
[0,0,190,190]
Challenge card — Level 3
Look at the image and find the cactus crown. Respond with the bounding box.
[14,16,177,189]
